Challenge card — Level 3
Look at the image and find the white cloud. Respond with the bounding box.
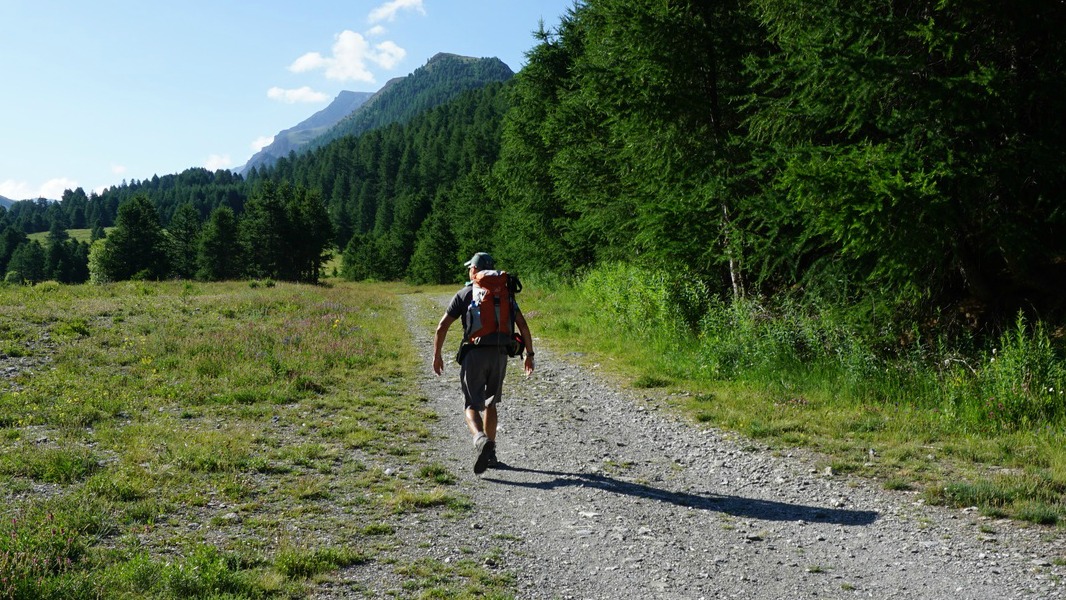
[40,178,79,199]
[1,178,79,200]
[369,0,425,24]
[267,86,330,103]
[111,164,127,175]
[0,180,34,199]
[373,41,405,69]
[204,155,233,171]
[251,135,275,152]
[321,31,375,81]
[367,25,387,37]
[288,29,407,84]
[290,52,328,73]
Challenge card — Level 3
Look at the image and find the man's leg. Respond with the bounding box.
[461,348,505,473]
[484,405,497,441]
[465,407,484,437]
[464,407,497,441]
[483,405,499,468]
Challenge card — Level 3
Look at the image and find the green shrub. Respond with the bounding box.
[53,317,91,339]
[970,313,1066,430]
[417,463,456,485]
[580,262,710,340]
[1013,501,1060,526]
[159,545,252,597]
[274,546,366,579]
[0,447,100,483]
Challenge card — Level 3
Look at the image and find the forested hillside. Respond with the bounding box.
[3,0,1064,339]
[304,53,513,153]
[240,90,375,175]
[261,81,511,282]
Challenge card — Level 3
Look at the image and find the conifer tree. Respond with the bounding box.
[197,206,241,281]
[90,195,168,282]
[167,203,202,279]
[6,240,46,284]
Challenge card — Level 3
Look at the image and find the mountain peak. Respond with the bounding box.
[428,52,472,62]
[242,54,514,174]
[239,90,374,174]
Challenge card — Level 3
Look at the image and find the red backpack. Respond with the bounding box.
[466,270,514,343]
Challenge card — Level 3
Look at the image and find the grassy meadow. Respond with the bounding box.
[0,280,509,599]
[27,228,101,244]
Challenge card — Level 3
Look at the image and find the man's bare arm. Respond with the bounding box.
[515,310,534,375]
[432,313,457,375]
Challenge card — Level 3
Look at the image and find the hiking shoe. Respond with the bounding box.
[486,444,499,469]
[473,436,494,475]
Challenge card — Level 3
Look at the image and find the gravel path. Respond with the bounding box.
[340,292,1066,598]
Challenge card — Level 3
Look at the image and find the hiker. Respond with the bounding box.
[432,252,535,474]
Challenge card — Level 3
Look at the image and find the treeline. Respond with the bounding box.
[0,169,246,237]
[89,183,331,283]
[307,54,514,152]
[0,222,92,285]
[93,168,247,224]
[2,190,116,233]
[0,182,330,285]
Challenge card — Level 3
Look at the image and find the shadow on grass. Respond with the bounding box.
[483,465,878,526]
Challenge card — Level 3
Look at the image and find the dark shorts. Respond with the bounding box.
[460,345,509,411]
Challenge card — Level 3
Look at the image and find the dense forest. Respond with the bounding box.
[486,0,1066,339]
[3,0,1064,342]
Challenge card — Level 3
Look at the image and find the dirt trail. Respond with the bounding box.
[342,292,1065,598]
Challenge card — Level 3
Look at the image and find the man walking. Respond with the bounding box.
[432,252,535,474]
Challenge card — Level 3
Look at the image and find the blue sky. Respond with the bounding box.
[0,0,574,201]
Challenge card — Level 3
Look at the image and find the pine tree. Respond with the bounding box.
[197,206,242,281]
[167,203,202,279]
[90,195,168,282]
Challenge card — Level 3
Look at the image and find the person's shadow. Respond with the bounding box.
[483,465,878,526]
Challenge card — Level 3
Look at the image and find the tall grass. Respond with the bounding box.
[527,262,1066,525]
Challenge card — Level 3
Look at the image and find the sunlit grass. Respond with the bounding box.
[0,279,491,598]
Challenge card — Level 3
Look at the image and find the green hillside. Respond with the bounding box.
[310,53,513,152]
[27,228,101,244]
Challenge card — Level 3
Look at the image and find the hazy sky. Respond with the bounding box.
[0,0,574,200]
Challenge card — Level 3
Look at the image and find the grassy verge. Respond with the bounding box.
[0,279,512,599]
[519,265,1066,529]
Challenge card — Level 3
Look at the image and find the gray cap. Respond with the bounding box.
[464,252,495,270]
